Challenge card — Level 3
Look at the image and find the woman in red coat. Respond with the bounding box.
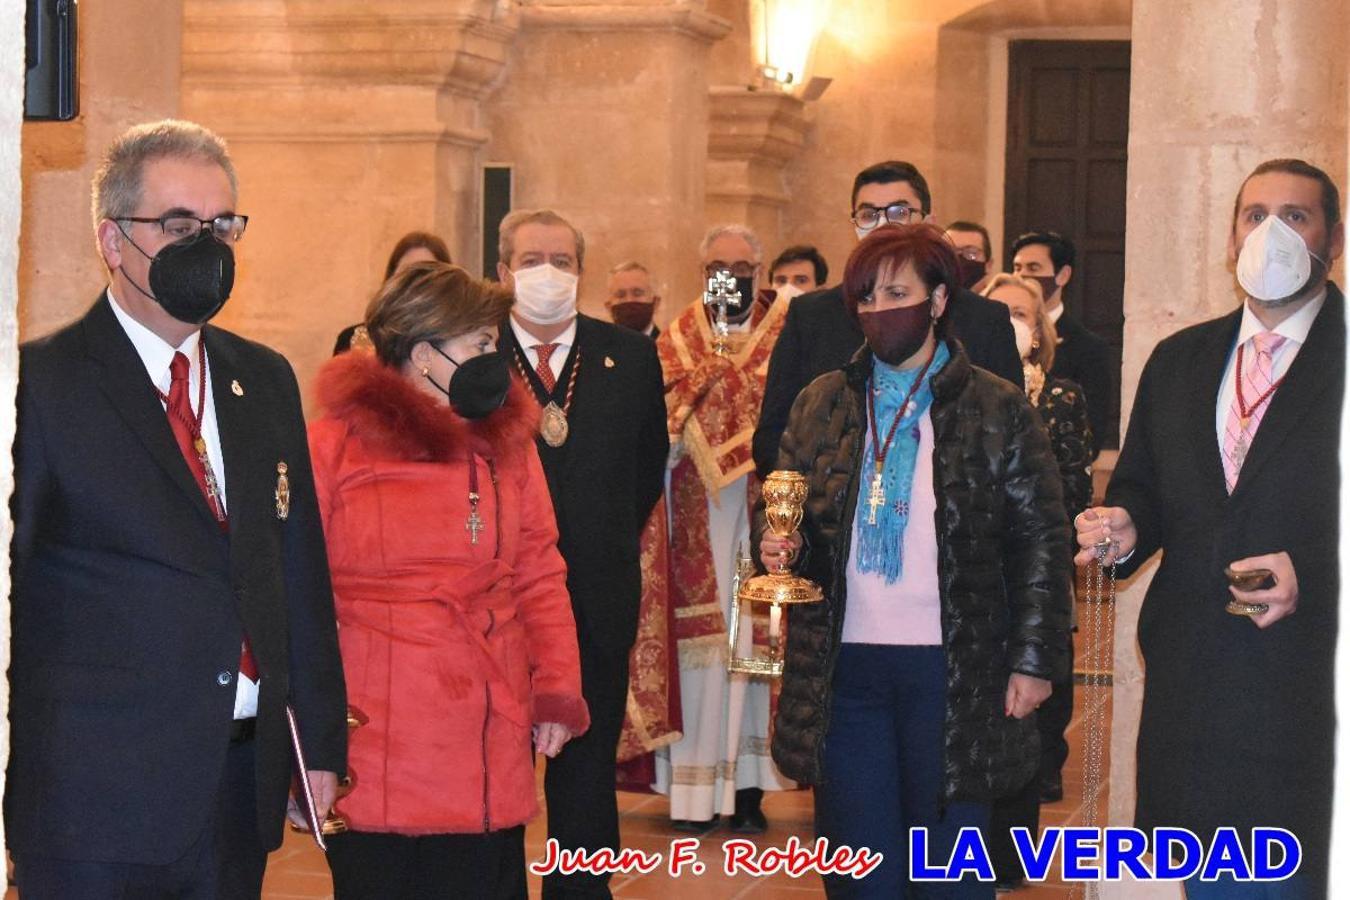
[308,262,589,899]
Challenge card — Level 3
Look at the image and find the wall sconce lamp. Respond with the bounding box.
[752,0,832,100]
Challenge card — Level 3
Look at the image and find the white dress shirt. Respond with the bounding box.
[107,288,258,719]
[1213,289,1325,446]
[510,315,578,383]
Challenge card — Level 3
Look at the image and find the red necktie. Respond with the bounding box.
[166,351,257,682]
[534,343,558,393]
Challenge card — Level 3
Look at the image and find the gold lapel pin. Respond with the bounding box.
[231,379,244,396]
[275,462,290,521]
[604,356,616,368]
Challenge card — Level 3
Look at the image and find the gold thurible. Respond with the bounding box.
[728,471,824,677]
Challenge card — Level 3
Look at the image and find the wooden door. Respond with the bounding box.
[1005,40,1129,448]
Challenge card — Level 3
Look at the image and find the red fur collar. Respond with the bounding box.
[315,351,540,463]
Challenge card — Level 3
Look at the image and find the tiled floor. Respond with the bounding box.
[5,605,1114,899]
[249,678,1109,899]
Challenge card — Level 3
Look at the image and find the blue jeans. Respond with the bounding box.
[815,643,993,899]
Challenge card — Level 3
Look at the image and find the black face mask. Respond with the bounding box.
[726,275,758,324]
[427,346,511,420]
[119,228,235,325]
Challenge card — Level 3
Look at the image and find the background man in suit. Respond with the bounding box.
[6,119,347,899]
[1077,158,1344,899]
[753,160,1023,477]
[605,259,661,338]
[769,243,829,292]
[496,209,668,899]
[945,219,993,292]
[1012,230,1112,454]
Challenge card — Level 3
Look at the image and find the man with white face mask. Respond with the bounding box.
[495,208,669,900]
[1075,159,1345,899]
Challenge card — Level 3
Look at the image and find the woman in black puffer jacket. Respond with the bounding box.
[755,225,1071,899]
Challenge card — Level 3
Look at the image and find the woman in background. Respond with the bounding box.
[981,272,1093,891]
[333,230,452,354]
[758,225,1071,898]
[310,262,588,899]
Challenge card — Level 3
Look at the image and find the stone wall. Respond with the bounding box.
[20,0,182,339]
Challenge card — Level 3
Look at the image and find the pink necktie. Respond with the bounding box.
[1222,331,1286,493]
[534,343,558,393]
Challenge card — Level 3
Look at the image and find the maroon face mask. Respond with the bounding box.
[955,256,986,291]
[1030,274,1060,305]
[610,301,655,332]
[858,298,933,366]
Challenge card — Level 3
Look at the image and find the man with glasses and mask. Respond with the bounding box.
[945,220,993,292]
[6,119,348,900]
[1012,230,1112,456]
[1075,159,1344,899]
[651,225,797,834]
[495,208,668,899]
[754,160,1023,477]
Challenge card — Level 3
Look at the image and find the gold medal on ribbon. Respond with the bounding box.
[540,402,569,448]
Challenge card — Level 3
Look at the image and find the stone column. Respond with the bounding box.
[1108,0,1348,895]
[705,88,809,250]
[701,0,811,249]
[181,0,516,396]
[20,0,183,339]
[482,1,729,323]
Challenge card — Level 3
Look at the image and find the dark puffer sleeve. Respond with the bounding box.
[998,387,1073,682]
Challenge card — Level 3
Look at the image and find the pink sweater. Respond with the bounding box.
[841,413,942,646]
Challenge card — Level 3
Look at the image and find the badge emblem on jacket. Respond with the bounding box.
[275,461,290,520]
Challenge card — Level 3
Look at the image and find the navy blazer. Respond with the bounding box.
[499,314,668,656]
[6,296,347,864]
[1108,285,1344,874]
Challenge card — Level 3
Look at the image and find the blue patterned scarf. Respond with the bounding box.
[854,341,950,583]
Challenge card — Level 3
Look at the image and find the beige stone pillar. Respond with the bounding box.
[1110,0,1348,895]
[701,0,810,250]
[705,88,809,252]
[20,1,183,339]
[482,1,729,325]
[1,0,25,866]
[181,0,516,399]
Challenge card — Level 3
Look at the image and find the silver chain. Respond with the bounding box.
[1072,545,1116,900]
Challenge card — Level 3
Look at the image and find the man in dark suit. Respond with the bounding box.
[6,120,347,899]
[1012,230,1112,454]
[604,260,662,339]
[753,160,1023,477]
[1077,159,1344,899]
[496,209,668,899]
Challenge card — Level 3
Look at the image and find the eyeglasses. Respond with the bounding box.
[955,247,986,262]
[704,262,757,278]
[119,214,250,243]
[851,203,922,230]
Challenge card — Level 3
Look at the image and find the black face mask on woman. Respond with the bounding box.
[118,228,236,326]
[426,346,511,419]
[857,297,934,366]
